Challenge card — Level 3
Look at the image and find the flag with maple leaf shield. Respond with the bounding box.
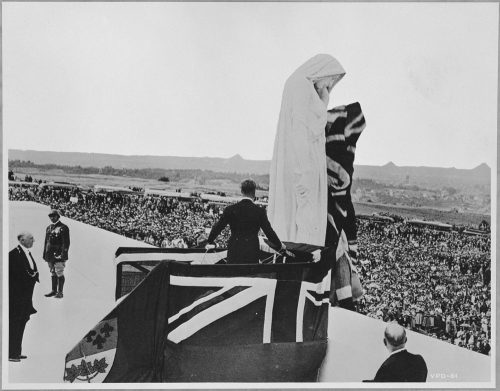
[64,242,335,383]
[64,318,117,383]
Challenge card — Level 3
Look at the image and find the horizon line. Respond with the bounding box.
[7,148,491,171]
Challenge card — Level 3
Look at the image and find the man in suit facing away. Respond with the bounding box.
[9,232,39,362]
[206,179,290,264]
[372,322,427,382]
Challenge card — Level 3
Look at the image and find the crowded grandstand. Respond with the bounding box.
[8,178,491,356]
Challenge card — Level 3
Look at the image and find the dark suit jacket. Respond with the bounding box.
[207,199,282,264]
[43,220,70,262]
[373,349,427,382]
[9,246,39,319]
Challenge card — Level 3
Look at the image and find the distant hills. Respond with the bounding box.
[9,149,490,188]
[354,161,490,188]
[9,150,270,175]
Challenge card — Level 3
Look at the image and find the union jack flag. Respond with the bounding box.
[325,102,366,305]
[64,244,333,383]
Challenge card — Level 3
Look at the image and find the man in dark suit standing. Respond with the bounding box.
[371,322,427,382]
[43,209,70,299]
[206,179,289,264]
[9,232,39,362]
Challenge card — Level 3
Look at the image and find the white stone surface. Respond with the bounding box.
[5,201,492,386]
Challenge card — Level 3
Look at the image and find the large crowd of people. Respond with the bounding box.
[9,185,229,248]
[9,183,491,355]
[355,220,491,355]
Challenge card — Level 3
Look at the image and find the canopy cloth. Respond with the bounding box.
[268,54,345,246]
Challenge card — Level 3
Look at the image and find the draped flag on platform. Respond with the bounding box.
[64,243,334,383]
[325,102,366,304]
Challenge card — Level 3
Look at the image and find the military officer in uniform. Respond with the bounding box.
[43,209,70,299]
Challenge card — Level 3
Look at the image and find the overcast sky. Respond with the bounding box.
[3,2,498,169]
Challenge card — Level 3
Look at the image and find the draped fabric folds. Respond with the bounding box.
[325,102,366,305]
[64,244,334,383]
[268,54,346,246]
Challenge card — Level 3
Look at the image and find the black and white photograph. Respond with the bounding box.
[2,1,497,387]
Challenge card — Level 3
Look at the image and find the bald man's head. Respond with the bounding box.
[384,322,407,350]
[17,231,35,249]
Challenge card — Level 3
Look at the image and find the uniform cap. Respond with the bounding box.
[48,209,61,217]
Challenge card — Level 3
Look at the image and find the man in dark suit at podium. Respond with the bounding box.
[371,322,427,382]
[206,179,289,264]
[9,232,39,362]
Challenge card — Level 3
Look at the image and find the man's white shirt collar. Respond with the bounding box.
[389,347,407,357]
[240,197,254,202]
[19,244,35,269]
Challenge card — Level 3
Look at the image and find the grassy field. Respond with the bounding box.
[13,168,490,226]
[355,202,490,227]
[11,168,266,197]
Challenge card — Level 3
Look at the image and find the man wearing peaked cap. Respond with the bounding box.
[43,209,70,299]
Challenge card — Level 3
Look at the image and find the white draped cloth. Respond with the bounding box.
[268,54,346,246]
